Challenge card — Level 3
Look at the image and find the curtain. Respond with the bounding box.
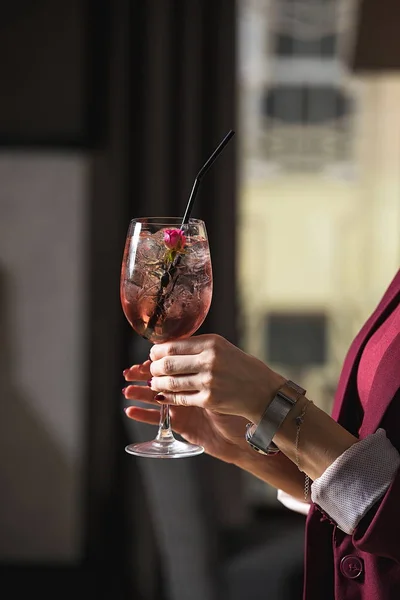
[87,1,240,598]
[129,0,238,341]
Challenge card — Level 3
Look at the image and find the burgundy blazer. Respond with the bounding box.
[303,269,400,600]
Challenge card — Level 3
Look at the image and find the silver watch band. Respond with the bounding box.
[246,381,306,455]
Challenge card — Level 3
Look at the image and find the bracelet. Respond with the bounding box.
[294,400,313,501]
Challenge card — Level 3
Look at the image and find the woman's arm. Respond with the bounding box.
[147,334,400,554]
[233,444,311,502]
[228,395,359,507]
[273,396,357,482]
[231,393,358,505]
[148,334,359,482]
[240,387,400,560]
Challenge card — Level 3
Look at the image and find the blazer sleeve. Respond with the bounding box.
[351,385,400,561]
[311,428,400,536]
[311,383,400,562]
[352,463,400,561]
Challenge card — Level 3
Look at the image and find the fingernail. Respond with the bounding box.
[148,353,152,362]
[123,369,129,376]
[147,379,152,387]
[155,393,165,401]
[123,407,128,414]
[122,387,127,394]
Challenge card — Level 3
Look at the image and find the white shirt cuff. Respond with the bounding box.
[311,428,400,534]
[277,489,311,516]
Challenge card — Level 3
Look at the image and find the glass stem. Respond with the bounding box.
[156,404,175,442]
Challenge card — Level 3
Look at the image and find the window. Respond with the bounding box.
[263,85,351,124]
[275,34,337,57]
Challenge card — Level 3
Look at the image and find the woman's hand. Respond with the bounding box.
[123,349,312,498]
[147,334,285,424]
[123,360,255,464]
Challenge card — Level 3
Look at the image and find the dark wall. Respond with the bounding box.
[0,2,239,600]
[352,0,400,70]
[0,0,108,146]
[0,0,128,597]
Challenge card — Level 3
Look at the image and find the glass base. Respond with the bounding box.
[125,438,204,459]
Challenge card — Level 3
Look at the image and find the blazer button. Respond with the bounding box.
[340,555,363,579]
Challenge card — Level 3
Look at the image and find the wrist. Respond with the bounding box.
[234,439,292,487]
[233,443,268,470]
[274,400,357,480]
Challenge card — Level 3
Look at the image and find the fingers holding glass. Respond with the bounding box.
[125,406,160,425]
[123,360,152,381]
[123,384,159,404]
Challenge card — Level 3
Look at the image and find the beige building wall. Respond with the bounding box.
[238,75,400,414]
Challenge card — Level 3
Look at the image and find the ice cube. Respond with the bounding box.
[137,234,164,264]
[182,239,208,271]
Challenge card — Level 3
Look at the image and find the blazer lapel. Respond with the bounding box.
[331,269,400,431]
[359,304,400,437]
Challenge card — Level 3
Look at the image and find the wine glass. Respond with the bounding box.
[120,217,213,458]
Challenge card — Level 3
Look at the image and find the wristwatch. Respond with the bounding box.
[245,380,306,455]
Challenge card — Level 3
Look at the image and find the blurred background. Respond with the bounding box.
[0,1,399,599]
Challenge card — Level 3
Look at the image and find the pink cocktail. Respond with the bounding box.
[120,217,213,458]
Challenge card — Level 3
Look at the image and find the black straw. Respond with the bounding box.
[181,129,235,228]
[145,129,235,337]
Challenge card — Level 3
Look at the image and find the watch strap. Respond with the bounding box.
[246,380,306,455]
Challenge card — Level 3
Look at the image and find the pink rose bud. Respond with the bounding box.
[164,228,186,250]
